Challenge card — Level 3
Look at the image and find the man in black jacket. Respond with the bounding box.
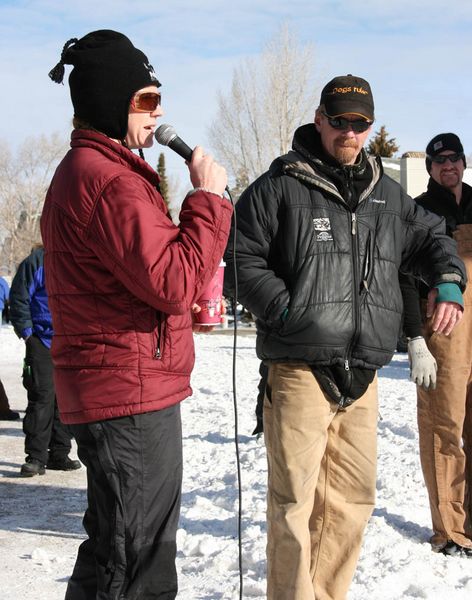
[401,133,472,558]
[225,75,467,599]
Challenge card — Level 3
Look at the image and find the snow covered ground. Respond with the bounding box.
[1,323,471,599]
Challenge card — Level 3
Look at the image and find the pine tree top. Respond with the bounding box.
[367,125,399,158]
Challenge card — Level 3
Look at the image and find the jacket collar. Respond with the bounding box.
[274,123,382,204]
[70,129,160,187]
[426,176,464,208]
[292,123,367,174]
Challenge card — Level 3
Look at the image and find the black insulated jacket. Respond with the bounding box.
[224,124,466,372]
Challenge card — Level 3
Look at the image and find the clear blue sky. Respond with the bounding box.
[1,0,471,183]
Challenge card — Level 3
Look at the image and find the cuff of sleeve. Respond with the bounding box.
[186,187,224,199]
[434,282,464,307]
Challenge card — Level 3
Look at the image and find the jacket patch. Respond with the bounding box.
[370,197,386,204]
[313,217,333,241]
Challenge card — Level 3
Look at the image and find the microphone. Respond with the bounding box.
[154,124,193,161]
[155,123,231,198]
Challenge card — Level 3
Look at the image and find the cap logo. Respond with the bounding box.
[143,61,158,82]
[144,61,154,73]
[329,86,369,96]
[433,141,444,151]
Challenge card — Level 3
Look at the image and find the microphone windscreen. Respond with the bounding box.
[155,124,177,146]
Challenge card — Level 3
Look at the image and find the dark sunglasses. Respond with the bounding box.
[427,152,464,165]
[322,112,372,133]
[131,92,161,112]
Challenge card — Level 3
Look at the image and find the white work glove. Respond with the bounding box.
[407,336,437,390]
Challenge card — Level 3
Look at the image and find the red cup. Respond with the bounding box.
[194,261,225,326]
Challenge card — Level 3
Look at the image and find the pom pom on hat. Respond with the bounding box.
[48,38,79,84]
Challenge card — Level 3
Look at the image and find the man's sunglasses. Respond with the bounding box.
[427,152,464,165]
[131,92,161,112]
[322,112,372,134]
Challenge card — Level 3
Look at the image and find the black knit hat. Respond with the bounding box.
[49,30,161,140]
[320,74,374,121]
[425,133,466,173]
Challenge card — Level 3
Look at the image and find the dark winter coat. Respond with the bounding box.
[225,124,466,372]
[417,178,472,236]
[400,178,472,338]
[9,248,53,348]
[40,129,232,425]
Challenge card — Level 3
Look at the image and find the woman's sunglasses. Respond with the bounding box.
[131,92,161,112]
[322,112,372,134]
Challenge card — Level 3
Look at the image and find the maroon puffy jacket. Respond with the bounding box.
[40,130,232,424]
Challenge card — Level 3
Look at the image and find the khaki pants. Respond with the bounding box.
[264,362,378,600]
[417,224,472,549]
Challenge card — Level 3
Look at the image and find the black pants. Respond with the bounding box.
[2,304,9,324]
[23,336,71,463]
[0,378,11,412]
[66,404,183,600]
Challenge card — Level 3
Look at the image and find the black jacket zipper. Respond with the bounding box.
[344,211,361,379]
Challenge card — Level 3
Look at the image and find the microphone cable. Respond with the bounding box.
[225,188,243,600]
[152,128,245,596]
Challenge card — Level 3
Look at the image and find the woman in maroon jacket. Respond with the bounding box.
[41,30,232,599]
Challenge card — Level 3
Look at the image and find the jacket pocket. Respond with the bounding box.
[360,233,374,297]
[22,359,34,391]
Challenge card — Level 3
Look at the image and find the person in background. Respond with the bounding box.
[9,245,80,476]
[0,378,20,421]
[225,75,466,599]
[401,133,472,558]
[0,274,10,323]
[0,274,20,420]
[41,30,231,599]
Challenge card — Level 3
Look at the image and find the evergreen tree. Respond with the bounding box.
[367,125,399,157]
[230,168,250,201]
[157,153,169,203]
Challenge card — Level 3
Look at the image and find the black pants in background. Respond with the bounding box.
[23,335,71,463]
[0,378,11,412]
[66,404,183,600]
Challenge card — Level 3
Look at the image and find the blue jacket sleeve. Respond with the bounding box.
[9,251,41,339]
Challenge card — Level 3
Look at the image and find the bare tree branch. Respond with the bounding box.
[208,23,319,196]
[0,133,68,272]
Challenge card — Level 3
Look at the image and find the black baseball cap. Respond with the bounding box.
[320,74,374,121]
